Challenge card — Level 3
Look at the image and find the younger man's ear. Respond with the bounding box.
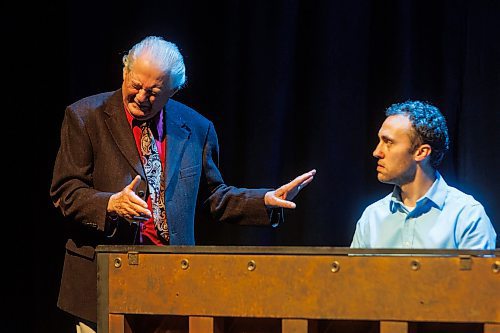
[414,144,432,162]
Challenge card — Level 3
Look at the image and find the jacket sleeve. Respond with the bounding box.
[50,106,113,232]
[202,121,283,226]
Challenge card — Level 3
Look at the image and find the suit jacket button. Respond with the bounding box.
[138,190,145,198]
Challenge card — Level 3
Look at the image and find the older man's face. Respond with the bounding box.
[122,55,172,121]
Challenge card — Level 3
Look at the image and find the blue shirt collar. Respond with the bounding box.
[390,171,448,212]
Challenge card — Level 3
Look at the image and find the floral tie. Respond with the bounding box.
[140,122,169,241]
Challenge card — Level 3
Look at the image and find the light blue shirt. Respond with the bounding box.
[351,172,497,249]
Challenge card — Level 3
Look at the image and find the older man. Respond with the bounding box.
[51,36,315,332]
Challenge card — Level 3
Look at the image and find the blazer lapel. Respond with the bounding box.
[104,91,146,179]
[165,104,191,194]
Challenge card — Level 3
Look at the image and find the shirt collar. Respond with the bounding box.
[125,106,166,140]
[389,187,403,213]
[422,171,447,210]
[389,171,448,212]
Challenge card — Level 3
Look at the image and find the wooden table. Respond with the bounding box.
[96,246,499,333]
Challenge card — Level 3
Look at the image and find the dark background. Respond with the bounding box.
[32,0,498,332]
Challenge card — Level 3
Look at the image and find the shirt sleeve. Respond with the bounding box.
[350,211,369,248]
[457,204,497,249]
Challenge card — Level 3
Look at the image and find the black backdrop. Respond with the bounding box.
[33,1,499,331]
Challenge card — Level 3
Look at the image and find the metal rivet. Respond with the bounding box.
[247,260,256,271]
[410,260,421,271]
[128,252,139,265]
[181,259,189,270]
[492,261,500,273]
[459,255,472,270]
[114,257,122,268]
[331,261,340,273]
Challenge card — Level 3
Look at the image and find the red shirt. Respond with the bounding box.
[125,108,168,245]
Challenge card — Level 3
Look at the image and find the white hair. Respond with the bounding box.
[122,36,187,90]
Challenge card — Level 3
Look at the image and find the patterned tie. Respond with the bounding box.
[140,122,169,241]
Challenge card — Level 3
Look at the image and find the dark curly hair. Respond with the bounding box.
[385,100,450,169]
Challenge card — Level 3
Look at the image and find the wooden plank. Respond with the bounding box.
[380,321,408,333]
[189,316,223,333]
[97,254,109,332]
[108,314,131,333]
[105,253,499,322]
[282,319,318,333]
[282,319,307,333]
[485,323,500,333]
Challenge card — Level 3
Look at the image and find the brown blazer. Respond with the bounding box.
[50,89,279,322]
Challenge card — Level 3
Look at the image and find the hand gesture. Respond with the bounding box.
[264,169,316,209]
[107,175,152,222]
